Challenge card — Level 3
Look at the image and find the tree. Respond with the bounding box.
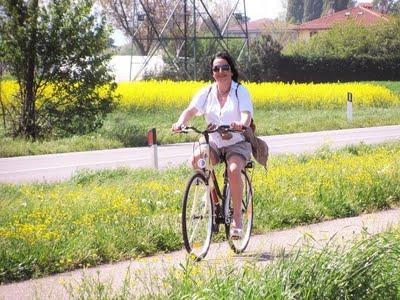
[240,34,283,82]
[373,0,400,14]
[303,0,324,22]
[282,17,400,58]
[322,0,352,14]
[99,0,190,56]
[0,0,116,139]
[287,0,355,23]
[286,0,304,23]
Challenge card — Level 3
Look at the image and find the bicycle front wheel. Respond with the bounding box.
[225,170,253,253]
[182,172,213,261]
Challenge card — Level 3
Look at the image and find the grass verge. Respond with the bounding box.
[1,106,399,157]
[162,229,400,299]
[65,229,400,299]
[0,142,399,283]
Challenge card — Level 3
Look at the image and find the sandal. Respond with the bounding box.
[230,227,243,239]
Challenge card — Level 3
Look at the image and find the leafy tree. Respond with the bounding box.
[240,34,282,82]
[334,0,353,10]
[0,0,116,139]
[287,0,305,23]
[283,17,400,58]
[287,0,355,23]
[373,0,400,14]
[322,0,353,14]
[303,0,324,22]
[369,15,400,55]
[153,36,240,81]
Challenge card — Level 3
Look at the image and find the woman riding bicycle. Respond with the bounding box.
[172,51,253,238]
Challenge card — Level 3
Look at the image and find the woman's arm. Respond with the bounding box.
[231,111,251,130]
[172,107,198,131]
[240,111,252,127]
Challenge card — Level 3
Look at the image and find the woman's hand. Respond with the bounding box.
[172,107,198,132]
[230,122,244,131]
[171,123,183,132]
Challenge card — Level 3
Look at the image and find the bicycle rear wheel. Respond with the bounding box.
[182,172,213,261]
[225,170,253,253]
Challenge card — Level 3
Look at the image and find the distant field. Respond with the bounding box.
[115,81,400,109]
[0,81,399,157]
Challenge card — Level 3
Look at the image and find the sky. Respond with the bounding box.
[112,0,373,46]
[241,0,372,21]
[245,0,286,21]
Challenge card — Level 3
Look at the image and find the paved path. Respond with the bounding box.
[1,208,399,299]
[1,125,399,183]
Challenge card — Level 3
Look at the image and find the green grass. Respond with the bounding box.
[370,80,400,96]
[0,134,123,157]
[0,142,399,283]
[65,229,400,299]
[1,106,399,157]
[162,230,400,299]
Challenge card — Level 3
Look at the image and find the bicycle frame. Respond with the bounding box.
[190,127,230,207]
[179,125,254,259]
[182,126,243,218]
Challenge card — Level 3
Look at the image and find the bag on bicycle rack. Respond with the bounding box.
[243,127,269,168]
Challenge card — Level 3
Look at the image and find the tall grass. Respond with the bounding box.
[65,229,400,299]
[160,230,400,299]
[0,142,399,283]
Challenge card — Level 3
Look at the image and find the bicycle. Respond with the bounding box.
[178,125,254,261]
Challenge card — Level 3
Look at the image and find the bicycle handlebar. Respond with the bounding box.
[177,124,247,135]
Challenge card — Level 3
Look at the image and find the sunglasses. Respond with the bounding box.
[212,64,231,72]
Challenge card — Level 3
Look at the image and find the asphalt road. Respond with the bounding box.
[0,125,399,184]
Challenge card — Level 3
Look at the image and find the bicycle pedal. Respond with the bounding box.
[215,215,224,224]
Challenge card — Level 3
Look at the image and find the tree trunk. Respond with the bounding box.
[20,0,38,139]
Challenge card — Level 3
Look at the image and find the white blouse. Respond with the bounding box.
[188,81,253,148]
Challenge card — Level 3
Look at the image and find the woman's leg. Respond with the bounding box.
[227,154,245,229]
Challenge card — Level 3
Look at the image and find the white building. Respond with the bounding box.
[108,55,164,81]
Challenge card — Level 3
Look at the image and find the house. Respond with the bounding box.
[227,18,297,45]
[293,3,389,40]
[227,18,276,37]
[227,3,388,42]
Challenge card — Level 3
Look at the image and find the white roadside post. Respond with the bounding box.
[347,92,353,122]
[148,128,158,169]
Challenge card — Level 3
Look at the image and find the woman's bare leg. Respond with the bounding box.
[227,155,245,229]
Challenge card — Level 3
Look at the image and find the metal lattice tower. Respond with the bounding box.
[130,0,249,80]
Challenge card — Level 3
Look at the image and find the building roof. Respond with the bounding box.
[294,4,388,31]
[228,18,274,33]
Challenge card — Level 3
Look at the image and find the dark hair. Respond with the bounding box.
[210,51,239,82]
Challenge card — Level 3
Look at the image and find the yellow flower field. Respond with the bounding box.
[115,80,400,109]
[2,80,398,110]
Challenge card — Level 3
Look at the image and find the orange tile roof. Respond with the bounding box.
[228,18,275,32]
[294,5,388,31]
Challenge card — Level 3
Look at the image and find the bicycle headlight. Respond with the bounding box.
[197,158,206,169]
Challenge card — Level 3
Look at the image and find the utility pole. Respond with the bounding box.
[131,0,249,80]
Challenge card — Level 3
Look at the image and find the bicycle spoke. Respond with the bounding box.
[189,191,206,242]
[182,173,213,261]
